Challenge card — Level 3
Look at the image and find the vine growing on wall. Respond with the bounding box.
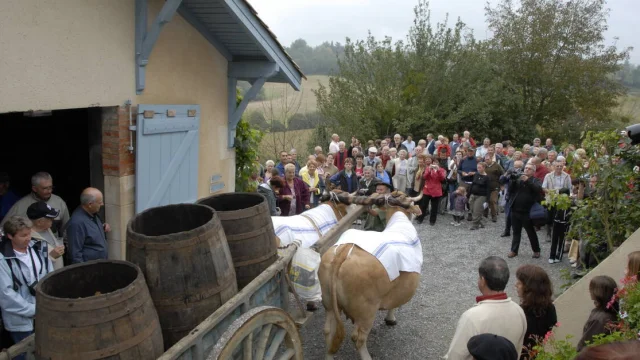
[234,89,264,192]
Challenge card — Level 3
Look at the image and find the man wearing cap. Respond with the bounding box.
[0,173,20,223]
[26,202,65,270]
[66,188,110,264]
[364,182,392,231]
[444,256,526,359]
[365,147,381,168]
[0,172,69,237]
[467,334,518,360]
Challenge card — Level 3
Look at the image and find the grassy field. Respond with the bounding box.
[258,128,315,162]
[617,90,640,123]
[247,75,329,119]
[252,75,328,160]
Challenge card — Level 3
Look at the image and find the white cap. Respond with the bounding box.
[368,147,378,153]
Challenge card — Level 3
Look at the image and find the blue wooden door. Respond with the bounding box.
[135,104,200,213]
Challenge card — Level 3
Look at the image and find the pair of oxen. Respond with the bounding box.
[274,190,423,360]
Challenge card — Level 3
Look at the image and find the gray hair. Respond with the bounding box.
[363,166,374,173]
[398,149,407,157]
[478,256,510,291]
[31,172,52,187]
[289,148,297,154]
[80,192,98,205]
[548,150,557,156]
[338,141,345,146]
[3,216,33,236]
[265,160,275,167]
[537,148,548,155]
[284,163,296,172]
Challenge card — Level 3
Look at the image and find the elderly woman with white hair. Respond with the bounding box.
[276,163,310,216]
[391,149,409,193]
[263,160,276,183]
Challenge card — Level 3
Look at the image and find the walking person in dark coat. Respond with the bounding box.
[507,164,542,259]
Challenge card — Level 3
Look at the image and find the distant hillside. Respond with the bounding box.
[246,75,329,117]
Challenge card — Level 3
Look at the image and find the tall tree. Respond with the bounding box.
[486,0,630,141]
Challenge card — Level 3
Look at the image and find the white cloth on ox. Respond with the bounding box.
[334,212,422,281]
[272,204,338,248]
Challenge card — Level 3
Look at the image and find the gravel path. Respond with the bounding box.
[298,211,571,360]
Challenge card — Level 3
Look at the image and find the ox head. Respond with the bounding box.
[350,191,423,220]
[319,189,358,220]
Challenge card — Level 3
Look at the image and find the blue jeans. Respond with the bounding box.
[9,331,32,360]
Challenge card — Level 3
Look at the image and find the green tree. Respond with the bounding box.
[486,0,631,142]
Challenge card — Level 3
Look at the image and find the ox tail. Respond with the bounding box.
[329,244,350,354]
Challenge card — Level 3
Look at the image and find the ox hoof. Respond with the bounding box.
[384,319,397,326]
[306,302,319,312]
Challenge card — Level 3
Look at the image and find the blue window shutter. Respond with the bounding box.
[135,105,200,213]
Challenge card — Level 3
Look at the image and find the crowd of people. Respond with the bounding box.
[0,172,110,357]
[445,251,640,359]
[257,131,611,265]
[253,131,639,358]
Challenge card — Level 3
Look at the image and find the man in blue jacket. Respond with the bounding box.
[66,188,111,264]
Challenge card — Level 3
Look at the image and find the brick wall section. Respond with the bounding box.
[102,105,136,176]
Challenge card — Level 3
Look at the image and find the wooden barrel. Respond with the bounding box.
[126,204,237,348]
[35,260,164,360]
[197,193,278,289]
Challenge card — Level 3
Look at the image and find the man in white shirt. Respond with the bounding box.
[445,256,526,360]
[402,135,416,154]
[475,138,491,160]
[329,134,340,154]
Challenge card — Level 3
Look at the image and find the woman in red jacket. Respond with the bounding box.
[416,155,446,225]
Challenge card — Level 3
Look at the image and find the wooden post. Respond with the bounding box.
[312,206,366,255]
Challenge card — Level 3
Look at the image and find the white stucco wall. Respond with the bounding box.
[0,0,135,112]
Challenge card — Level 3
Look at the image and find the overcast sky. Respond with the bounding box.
[251,0,638,63]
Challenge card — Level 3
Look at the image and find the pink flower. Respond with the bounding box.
[554,322,561,327]
[543,330,553,344]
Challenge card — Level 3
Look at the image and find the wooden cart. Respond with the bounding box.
[0,207,363,360]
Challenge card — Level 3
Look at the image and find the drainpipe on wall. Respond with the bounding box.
[126,100,135,153]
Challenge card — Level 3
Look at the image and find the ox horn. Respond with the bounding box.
[409,193,423,203]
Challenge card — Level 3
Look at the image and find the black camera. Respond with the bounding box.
[626,123,640,145]
[509,168,524,180]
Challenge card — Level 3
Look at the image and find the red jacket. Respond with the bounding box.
[334,150,348,171]
[422,166,446,197]
[534,164,549,182]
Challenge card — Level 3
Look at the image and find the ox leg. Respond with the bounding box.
[384,308,397,326]
[323,312,337,360]
[351,318,375,360]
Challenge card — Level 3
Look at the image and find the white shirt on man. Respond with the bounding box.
[329,141,339,154]
[444,297,527,360]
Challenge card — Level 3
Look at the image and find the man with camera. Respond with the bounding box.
[506,163,543,259]
[499,160,524,237]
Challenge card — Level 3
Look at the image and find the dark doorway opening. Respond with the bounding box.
[0,107,103,213]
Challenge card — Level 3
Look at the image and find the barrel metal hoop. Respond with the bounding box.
[233,251,277,267]
[38,319,159,360]
[151,272,237,307]
[38,281,144,312]
[127,230,213,250]
[40,295,152,328]
[224,226,273,242]
[216,204,265,221]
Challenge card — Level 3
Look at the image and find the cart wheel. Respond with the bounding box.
[208,306,304,360]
